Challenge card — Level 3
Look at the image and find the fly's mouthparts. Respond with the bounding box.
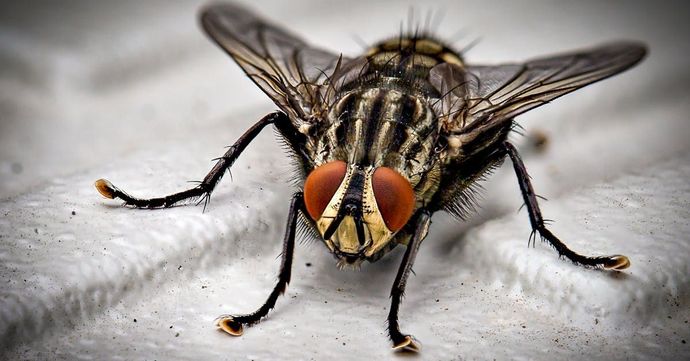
[334,249,367,269]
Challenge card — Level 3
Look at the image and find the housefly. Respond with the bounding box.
[94,2,646,352]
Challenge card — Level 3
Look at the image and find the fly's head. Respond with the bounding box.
[303,161,416,267]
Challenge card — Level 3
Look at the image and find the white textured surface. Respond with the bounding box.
[1,0,689,360]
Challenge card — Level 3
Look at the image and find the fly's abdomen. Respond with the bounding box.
[366,36,465,73]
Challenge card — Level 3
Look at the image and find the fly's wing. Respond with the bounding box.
[200,3,348,127]
[430,42,647,143]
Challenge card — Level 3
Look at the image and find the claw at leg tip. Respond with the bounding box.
[216,317,243,336]
[95,179,116,199]
[604,255,630,270]
[392,335,421,352]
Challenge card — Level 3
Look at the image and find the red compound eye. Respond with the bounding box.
[304,161,347,221]
[372,167,415,231]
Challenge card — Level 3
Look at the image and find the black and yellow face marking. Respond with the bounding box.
[94,2,644,353]
[304,161,415,266]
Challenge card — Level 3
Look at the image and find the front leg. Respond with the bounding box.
[388,210,432,352]
[216,192,303,336]
[502,141,629,270]
[94,111,290,209]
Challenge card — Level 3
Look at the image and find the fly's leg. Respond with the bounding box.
[215,192,303,336]
[94,112,290,209]
[388,210,432,352]
[503,141,629,270]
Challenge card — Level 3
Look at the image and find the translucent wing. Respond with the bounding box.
[200,3,349,125]
[430,42,647,137]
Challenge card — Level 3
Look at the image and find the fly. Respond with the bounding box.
[94,2,646,352]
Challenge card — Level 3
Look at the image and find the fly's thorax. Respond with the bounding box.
[303,161,417,265]
[315,87,440,186]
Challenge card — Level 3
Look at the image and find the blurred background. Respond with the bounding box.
[0,0,688,360]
